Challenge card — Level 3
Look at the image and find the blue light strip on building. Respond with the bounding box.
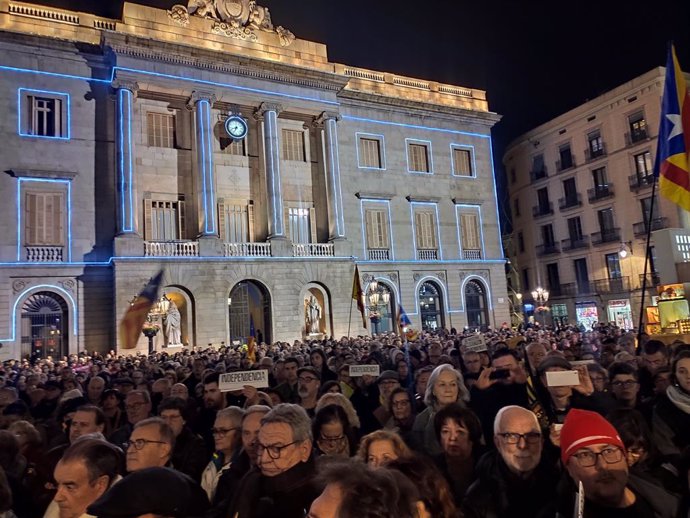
[355,132,387,170]
[343,115,491,139]
[488,137,505,259]
[17,88,71,140]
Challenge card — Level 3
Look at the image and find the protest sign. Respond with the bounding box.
[349,364,380,377]
[219,370,269,392]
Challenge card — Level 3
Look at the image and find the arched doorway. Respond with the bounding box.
[465,279,489,331]
[418,281,444,331]
[228,280,271,345]
[366,281,396,334]
[21,291,68,359]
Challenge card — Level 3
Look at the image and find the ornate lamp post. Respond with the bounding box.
[367,280,390,335]
[531,287,550,328]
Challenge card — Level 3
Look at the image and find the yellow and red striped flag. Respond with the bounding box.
[119,270,163,350]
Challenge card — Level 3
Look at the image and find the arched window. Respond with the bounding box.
[465,280,489,331]
[228,280,271,345]
[418,281,444,331]
[21,291,68,359]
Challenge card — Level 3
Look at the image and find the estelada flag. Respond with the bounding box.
[397,304,412,334]
[119,270,164,349]
[352,265,366,328]
[656,44,690,211]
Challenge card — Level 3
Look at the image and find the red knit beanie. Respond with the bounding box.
[560,408,625,464]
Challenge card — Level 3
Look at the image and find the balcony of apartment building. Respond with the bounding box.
[592,276,630,294]
[417,248,439,261]
[639,272,661,287]
[587,184,615,203]
[633,217,669,237]
[144,240,200,257]
[529,166,548,184]
[536,242,560,256]
[624,127,650,147]
[628,174,655,192]
[591,228,621,245]
[367,248,392,261]
[223,242,272,257]
[561,236,590,251]
[532,201,554,219]
[555,157,576,174]
[293,243,335,257]
[559,282,594,296]
[558,193,582,211]
[584,143,607,162]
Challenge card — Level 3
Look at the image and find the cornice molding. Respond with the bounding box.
[7,169,78,180]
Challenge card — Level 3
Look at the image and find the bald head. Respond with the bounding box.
[494,405,540,435]
[170,383,188,400]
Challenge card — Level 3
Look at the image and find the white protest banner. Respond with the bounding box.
[349,364,380,377]
[219,370,269,392]
[463,334,487,352]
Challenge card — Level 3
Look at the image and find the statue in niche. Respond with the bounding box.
[305,295,322,335]
[165,301,182,346]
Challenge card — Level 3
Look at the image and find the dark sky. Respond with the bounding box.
[31,0,690,215]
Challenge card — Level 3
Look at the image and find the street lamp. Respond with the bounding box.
[531,287,550,328]
[367,281,390,335]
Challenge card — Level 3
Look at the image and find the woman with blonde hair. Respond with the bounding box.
[356,429,411,468]
[316,392,361,430]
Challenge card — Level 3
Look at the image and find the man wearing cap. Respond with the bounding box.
[373,371,400,427]
[463,406,560,518]
[559,408,678,518]
[297,367,321,418]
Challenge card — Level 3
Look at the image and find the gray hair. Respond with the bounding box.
[260,403,312,442]
[315,392,361,429]
[493,405,540,435]
[242,405,271,425]
[134,417,175,448]
[423,364,469,407]
[217,406,246,429]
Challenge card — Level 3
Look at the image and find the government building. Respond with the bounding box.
[0,0,507,359]
[503,67,682,330]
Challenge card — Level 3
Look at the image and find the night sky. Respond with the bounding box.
[27,0,690,218]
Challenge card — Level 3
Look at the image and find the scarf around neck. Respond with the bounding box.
[666,384,690,414]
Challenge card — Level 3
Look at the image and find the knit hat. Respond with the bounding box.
[560,408,625,464]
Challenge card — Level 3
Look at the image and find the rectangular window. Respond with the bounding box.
[459,211,481,259]
[592,167,608,188]
[513,198,520,217]
[522,268,530,291]
[541,224,555,246]
[365,209,390,249]
[587,130,604,157]
[282,129,306,161]
[415,210,437,249]
[558,144,573,170]
[452,147,473,176]
[546,263,561,292]
[518,232,525,253]
[19,89,70,139]
[568,217,583,240]
[574,258,590,294]
[408,143,430,173]
[628,112,648,143]
[25,192,64,245]
[605,253,622,279]
[563,177,578,203]
[288,207,311,243]
[598,208,615,232]
[220,136,246,156]
[147,200,185,241]
[634,151,653,177]
[147,112,175,148]
[640,196,660,223]
[537,187,550,212]
[532,154,545,174]
[222,204,249,242]
[358,137,383,169]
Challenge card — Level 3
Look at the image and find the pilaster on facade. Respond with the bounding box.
[113,78,140,238]
[313,111,346,242]
[190,90,219,239]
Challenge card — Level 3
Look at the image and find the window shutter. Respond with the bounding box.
[53,193,63,245]
[218,199,226,240]
[309,207,317,244]
[177,200,186,239]
[415,211,435,249]
[379,211,390,248]
[461,213,480,250]
[248,202,255,242]
[365,210,376,248]
[144,198,153,240]
[284,207,290,239]
[26,193,37,245]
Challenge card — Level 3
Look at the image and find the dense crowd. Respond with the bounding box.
[1,323,690,518]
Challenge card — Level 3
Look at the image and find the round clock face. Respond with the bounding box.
[225,116,247,139]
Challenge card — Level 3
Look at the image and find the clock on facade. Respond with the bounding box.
[224,115,248,140]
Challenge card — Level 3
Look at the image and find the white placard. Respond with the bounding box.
[349,364,380,377]
[570,360,595,366]
[463,335,487,352]
[219,370,269,392]
[545,370,580,387]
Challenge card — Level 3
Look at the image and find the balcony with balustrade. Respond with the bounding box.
[632,217,668,236]
[639,272,660,287]
[625,128,649,146]
[25,246,63,262]
[532,202,554,219]
[628,174,654,192]
[529,167,548,184]
[462,249,482,260]
[587,185,615,202]
[591,228,621,245]
[556,157,576,173]
[144,240,199,257]
[293,243,335,257]
[223,242,272,257]
[592,276,630,294]
[585,143,607,161]
[561,236,590,251]
[536,243,560,256]
[367,248,391,261]
[558,194,582,211]
[417,248,439,261]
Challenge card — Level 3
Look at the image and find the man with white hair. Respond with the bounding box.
[462,406,560,518]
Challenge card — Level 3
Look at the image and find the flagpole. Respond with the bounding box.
[636,163,659,350]
[347,295,354,337]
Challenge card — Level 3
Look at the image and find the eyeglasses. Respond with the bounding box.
[298,377,318,383]
[572,447,624,467]
[497,432,542,445]
[257,440,299,459]
[212,427,239,436]
[123,439,167,451]
[611,380,638,388]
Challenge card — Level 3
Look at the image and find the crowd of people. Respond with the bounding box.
[1,323,690,517]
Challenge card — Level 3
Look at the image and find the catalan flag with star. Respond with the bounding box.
[119,270,164,349]
[656,44,690,211]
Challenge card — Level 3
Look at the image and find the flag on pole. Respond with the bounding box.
[119,270,164,350]
[352,265,367,328]
[247,314,256,362]
[397,304,412,334]
[656,44,690,211]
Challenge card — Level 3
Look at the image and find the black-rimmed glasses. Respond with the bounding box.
[571,447,623,467]
[123,439,167,450]
[257,440,299,459]
[497,432,542,444]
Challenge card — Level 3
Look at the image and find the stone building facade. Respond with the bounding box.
[503,67,681,330]
[0,0,507,358]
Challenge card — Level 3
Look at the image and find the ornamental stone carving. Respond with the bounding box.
[413,273,422,282]
[175,1,296,46]
[59,279,76,293]
[436,272,446,282]
[387,273,398,283]
[12,280,27,294]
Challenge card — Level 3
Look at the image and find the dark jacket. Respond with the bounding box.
[172,427,210,482]
[469,382,529,446]
[226,458,318,518]
[462,449,560,518]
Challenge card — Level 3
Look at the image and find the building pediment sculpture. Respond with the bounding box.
[169,0,295,46]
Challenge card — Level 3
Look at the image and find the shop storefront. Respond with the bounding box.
[607,299,633,330]
[575,302,599,330]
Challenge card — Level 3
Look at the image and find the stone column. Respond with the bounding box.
[255,102,285,240]
[113,79,138,236]
[190,91,218,238]
[315,111,346,241]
